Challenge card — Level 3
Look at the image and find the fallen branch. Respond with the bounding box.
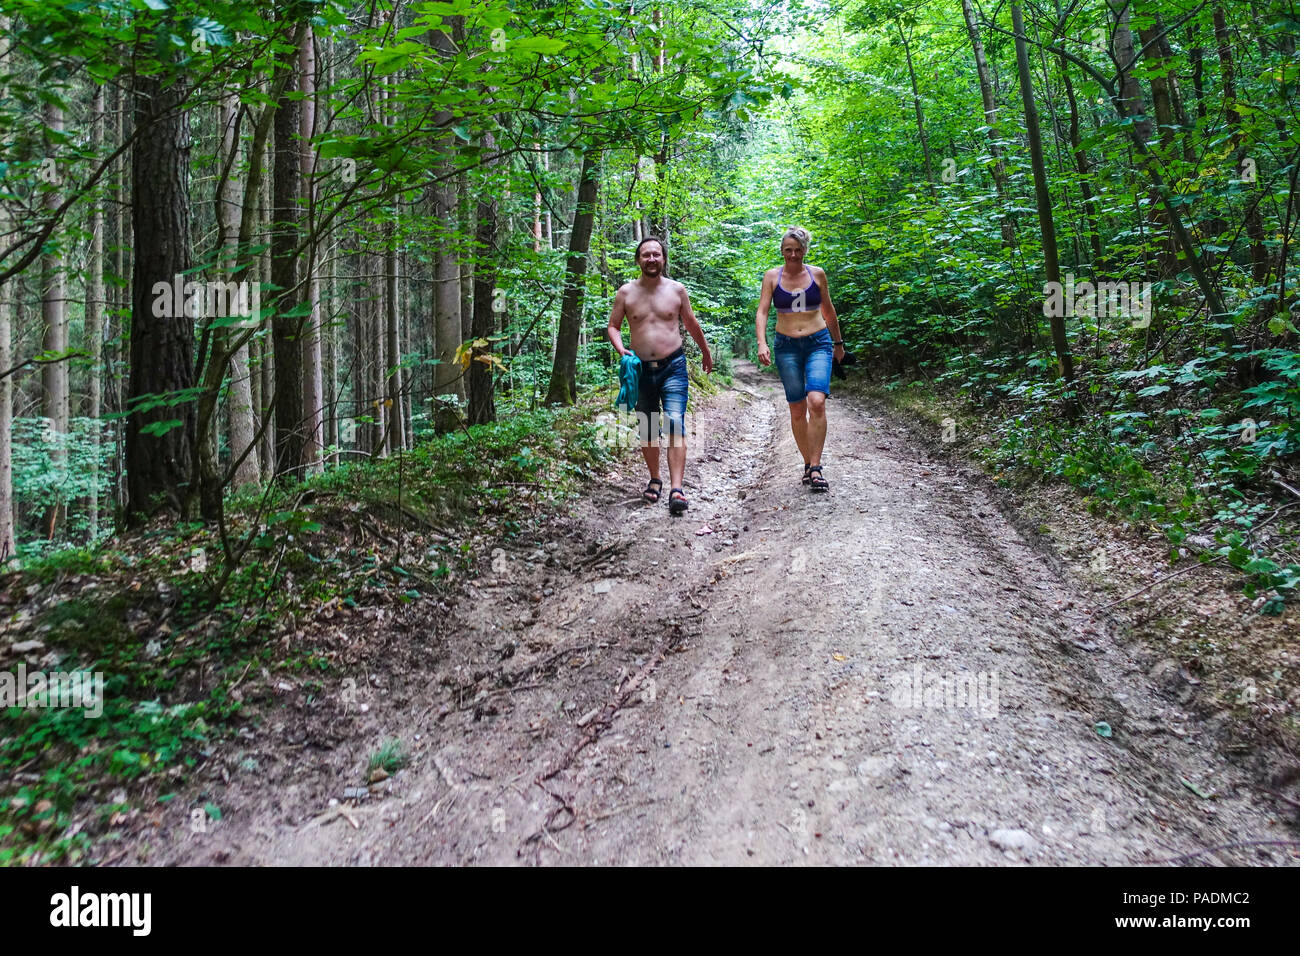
[573,540,630,571]
[1095,557,1223,611]
[498,641,598,687]
[538,637,672,784]
[1271,476,1300,500]
[517,634,678,855]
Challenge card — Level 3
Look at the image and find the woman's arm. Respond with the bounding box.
[755,270,774,366]
[815,268,845,358]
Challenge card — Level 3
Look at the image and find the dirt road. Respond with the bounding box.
[168,361,1295,865]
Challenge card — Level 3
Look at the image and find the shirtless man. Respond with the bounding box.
[607,237,713,515]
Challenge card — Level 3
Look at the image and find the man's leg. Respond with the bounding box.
[662,356,690,509]
[636,384,661,486]
[667,435,686,491]
[641,442,660,480]
[806,391,827,466]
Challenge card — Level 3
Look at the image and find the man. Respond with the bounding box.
[606,237,713,515]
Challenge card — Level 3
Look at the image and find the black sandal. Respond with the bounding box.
[802,463,812,485]
[643,478,663,503]
[668,488,688,515]
[808,465,828,493]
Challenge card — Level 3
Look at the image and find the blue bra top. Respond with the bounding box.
[773,267,822,313]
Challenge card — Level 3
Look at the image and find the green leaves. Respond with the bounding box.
[507,36,568,56]
[139,419,184,438]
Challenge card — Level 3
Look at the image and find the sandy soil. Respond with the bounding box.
[149,360,1299,866]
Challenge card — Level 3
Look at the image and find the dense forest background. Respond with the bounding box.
[1,0,1297,597]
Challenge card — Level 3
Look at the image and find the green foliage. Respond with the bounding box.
[367,738,409,775]
[707,0,1300,609]
[11,417,114,556]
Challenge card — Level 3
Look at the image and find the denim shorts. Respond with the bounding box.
[635,351,688,439]
[773,328,833,403]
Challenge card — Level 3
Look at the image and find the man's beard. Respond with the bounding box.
[641,263,662,277]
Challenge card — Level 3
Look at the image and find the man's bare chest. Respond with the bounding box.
[626,291,680,324]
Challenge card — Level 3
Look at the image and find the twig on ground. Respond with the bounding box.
[1262,788,1300,811]
[1096,557,1222,611]
[1271,476,1300,500]
[418,791,456,827]
[228,659,254,693]
[1146,840,1300,864]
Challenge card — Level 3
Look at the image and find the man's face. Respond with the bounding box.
[638,241,665,276]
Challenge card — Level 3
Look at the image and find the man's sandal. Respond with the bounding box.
[808,465,829,493]
[668,488,689,515]
[802,463,812,485]
[643,478,663,503]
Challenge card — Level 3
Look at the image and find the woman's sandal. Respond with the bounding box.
[802,463,812,485]
[643,478,663,503]
[808,465,829,493]
[668,488,689,515]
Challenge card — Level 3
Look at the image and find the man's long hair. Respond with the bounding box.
[635,236,668,275]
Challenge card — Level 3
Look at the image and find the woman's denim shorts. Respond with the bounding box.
[773,328,833,403]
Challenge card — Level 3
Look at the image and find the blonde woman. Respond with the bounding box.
[755,227,846,492]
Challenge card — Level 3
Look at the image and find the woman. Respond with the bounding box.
[755,227,846,492]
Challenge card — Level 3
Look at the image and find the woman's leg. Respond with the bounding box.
[773,335,812,464]
[788,399,811,463]
[805,391,827,466]
[804,333,834,467]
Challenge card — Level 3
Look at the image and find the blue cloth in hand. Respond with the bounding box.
[617,353,641,411]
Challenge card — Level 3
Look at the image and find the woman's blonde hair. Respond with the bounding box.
[781,226,811,253]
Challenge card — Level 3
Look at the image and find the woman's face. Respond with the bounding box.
[781,239,805,265]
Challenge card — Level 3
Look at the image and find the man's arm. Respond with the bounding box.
[679,283,713,374]
[606,286,630,357]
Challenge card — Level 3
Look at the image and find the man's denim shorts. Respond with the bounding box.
[773,328,833,403]
[635,349,688,440]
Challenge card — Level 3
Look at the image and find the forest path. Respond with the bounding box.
[172,361,1291,865]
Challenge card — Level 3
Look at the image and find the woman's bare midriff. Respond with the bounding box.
[776,309,827,337]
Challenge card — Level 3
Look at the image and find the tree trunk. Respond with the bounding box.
[533,145,543,253]
[961,0,1012,245]
[299,28,324,473]
[0,251,12,565]
[459,170,473,342]
[220,90,260,491]
[271,51,305,480]
[258,160,276,478]
[469,132,499,426]
[41,101,69,538]
[545,149,600,405]
[371,251,388,455]
[1061,69,1103,267]
[1214,4,1268,287]
[386,221,403,453]
[88,87,105,537]
[324,239,338,467]
[113,79,130,518]
[1111,1,1154,145]
[432,163,463,412]
[898,21,935,191]
[1012,2,1074,387]
[127,71,196,521]
[0,16,15,564]
[1137,14,1181,275]
[1153,14,1195,162]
